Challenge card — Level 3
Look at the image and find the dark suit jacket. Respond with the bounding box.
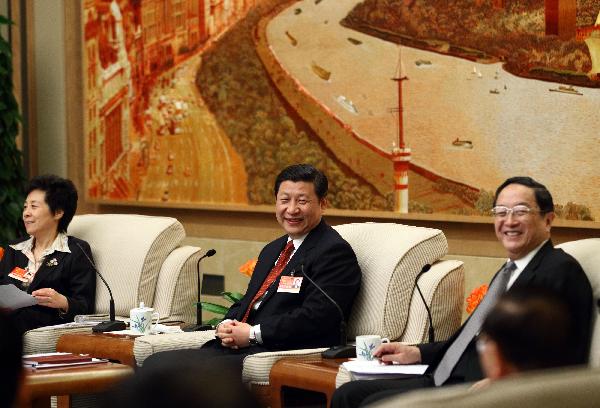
[0,236,96,335]
[418,240,592,383]
[224,219,361,350]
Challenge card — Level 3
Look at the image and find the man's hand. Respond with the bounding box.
[31,288,68,311]
[372,342,421,365]
[215,320,251,348]
[215,320,236,348]
[228,321,251,348]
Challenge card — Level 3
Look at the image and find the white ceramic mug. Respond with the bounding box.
[129,302,159,335]
[355,335,390,361]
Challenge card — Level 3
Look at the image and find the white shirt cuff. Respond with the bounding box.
[252,324,263,344]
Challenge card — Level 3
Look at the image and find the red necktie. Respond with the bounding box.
[241,240,295,323]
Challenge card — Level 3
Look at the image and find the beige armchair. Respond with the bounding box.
[369,238,600,408]
[23,214,202,354]
[133,222,464,407]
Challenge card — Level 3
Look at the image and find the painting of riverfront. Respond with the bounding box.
[84,0,600,222]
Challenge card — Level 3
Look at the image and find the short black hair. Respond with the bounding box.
[481,287,574,371]
[0,312,23,408]
[493,176,554,214]
[26,175,78,233]
[274,164,328,200]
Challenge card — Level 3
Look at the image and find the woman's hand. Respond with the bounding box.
[32,288,69,312]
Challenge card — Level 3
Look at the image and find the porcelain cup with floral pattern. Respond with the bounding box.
[355,335,390,361]
[129,302,159,335]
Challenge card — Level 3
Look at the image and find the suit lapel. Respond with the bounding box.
[511,240,553,288]
[237,236,287,318]
[257,219,325,307]
[28,251,69,292]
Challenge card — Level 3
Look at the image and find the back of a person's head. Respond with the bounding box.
[481,287,574,371]
[0,312,23,408]
[102,362,259,408]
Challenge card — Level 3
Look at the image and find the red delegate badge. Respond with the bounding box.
[278,276,303,293]
[9,266,29,282]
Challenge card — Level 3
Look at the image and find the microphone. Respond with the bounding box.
[76,243,127,332]
[184,248,216,332]
[414,264,435,343]
[299,264,355,359]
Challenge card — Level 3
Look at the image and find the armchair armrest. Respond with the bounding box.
[243,348,327,385]
[134,330,216,366]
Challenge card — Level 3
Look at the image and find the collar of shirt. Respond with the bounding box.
[506,239,548,289]
[288,234,308,257]
[10,233,71,273]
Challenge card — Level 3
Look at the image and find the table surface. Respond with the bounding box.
[56,332,137,367]
[20,362,133,407]
[269,357,347,408]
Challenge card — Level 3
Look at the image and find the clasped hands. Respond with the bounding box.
[215,320,252,349]
[372,342,422,365]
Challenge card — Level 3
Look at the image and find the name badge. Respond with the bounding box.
[278,276,303,293]
[9,267,29,282]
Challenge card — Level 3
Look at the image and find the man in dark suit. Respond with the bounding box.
[144,164,361,370]
[332,176,592,407]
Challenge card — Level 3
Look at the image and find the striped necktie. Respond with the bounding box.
[433,261,517,386]
[241,240,295,323]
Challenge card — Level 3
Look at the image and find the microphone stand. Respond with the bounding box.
[77,243,127,332]
[300,265,356,359]
[184,249,216,332]
[414,264,435,343]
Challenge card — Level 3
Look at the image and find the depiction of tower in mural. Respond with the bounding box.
[391,46,411,213]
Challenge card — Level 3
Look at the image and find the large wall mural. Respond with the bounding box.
[83,0,599,221]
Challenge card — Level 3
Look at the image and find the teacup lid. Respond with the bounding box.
[132,302,153,312]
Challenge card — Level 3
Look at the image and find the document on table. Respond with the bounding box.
[108,324,184,336]
[342,360,428,380]
[23,352,108,369]
[0,284,38,309]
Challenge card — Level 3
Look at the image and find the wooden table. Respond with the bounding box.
[269,357,347,408]
[19,362,133,408]
[56,332,138,367]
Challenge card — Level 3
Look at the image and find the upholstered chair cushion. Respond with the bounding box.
[401,259,464,344]
[152,246,201,325]
[369,366,600,408]
[134,330,216,366]
[556,238,600,367]
[333,222,448,341]
[68,214,185,316]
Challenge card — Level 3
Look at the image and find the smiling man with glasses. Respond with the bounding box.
[332,176,592,408]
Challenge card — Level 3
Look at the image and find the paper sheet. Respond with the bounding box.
[342,360,428,380]
[0,284,38,309]
[108,324,184,336]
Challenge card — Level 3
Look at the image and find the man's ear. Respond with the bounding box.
[320,197,328,210]
[479,339,504,380]
[544,211,555,233]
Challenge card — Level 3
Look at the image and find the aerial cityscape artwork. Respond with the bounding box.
[83,0,600,221]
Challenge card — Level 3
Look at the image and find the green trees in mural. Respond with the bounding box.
[0,16,26,246]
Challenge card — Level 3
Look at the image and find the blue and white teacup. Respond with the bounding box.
[129,302,159,335]
[355,335,390,361]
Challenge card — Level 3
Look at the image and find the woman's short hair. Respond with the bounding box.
[26,175,78,233]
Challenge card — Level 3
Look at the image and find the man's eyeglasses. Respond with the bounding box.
[491,205,538,218]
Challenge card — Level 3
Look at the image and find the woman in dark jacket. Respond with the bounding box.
[0,175,96,336]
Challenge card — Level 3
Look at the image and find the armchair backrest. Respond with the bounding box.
[68,214,185,316]
[333,222,448,341]
[556,238,600,367]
